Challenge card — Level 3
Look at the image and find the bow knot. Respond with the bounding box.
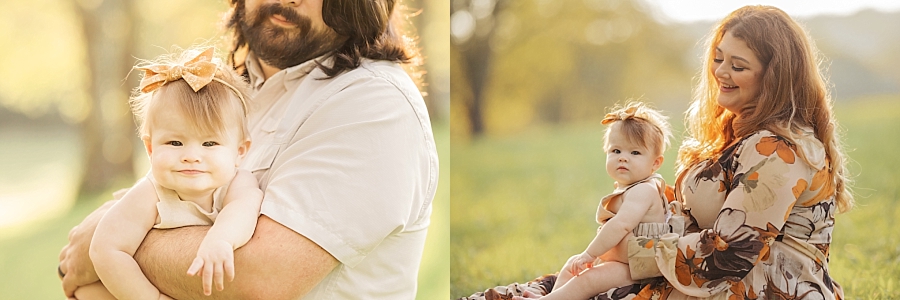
[601,106,639,125]
[138,48,219,93]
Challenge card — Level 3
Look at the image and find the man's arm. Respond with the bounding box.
[135,215,339,299]
[60,199,338,299]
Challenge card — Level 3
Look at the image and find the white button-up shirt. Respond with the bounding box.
[240,53,438,299]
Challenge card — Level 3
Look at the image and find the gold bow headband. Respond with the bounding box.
[601,106,639,125]
[137,48,247,113]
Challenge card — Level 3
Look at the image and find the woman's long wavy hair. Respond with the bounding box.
[224,0,421,78]
[678,5,853,212]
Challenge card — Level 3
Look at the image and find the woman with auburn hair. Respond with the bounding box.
[464,5,850,299]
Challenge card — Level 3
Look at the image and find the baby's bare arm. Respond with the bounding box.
[188,170,264,294]
[90,179,169,299]
[204,170,264,250]
[583,183,657,258]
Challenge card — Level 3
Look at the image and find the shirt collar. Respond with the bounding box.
[245,52,330,90]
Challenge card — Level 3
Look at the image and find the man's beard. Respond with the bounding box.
[240,4,339,70]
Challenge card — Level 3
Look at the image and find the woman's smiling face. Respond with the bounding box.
[712,31,764,116]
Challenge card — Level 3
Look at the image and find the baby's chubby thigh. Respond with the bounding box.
[578,261,636,293]
[597,233,632,264]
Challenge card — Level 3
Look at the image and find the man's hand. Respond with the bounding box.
[187,239,236,295]
[58,200,116,297]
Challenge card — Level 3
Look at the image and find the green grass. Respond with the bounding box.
[0,121,450,299]
[450,97,900,299]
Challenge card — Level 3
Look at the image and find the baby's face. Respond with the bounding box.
[605,125,662,186]
[143,113,249,200]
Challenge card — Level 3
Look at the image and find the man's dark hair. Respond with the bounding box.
[224,0,421,77]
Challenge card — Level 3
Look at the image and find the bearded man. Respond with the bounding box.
[58,0,438,298]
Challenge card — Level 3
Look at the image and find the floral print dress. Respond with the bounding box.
[462,129,843,300]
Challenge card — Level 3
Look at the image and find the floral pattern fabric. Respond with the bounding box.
[462,129,843,300]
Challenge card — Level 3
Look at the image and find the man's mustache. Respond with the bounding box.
[254,4,307,26]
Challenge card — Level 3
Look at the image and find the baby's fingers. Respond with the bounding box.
[202,262,214,295]
[187,257,204,276]
[225,258,235,282]
[214,263,225,292]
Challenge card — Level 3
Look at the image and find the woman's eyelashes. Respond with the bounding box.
[713,58,745,71]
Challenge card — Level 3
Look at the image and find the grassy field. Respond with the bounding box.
[450,97,900,299]
[0,122,449,299]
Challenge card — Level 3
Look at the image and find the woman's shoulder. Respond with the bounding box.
[738,128,826,170]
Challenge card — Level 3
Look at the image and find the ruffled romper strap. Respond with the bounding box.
[596,173,667,232]
[148,174,229,229]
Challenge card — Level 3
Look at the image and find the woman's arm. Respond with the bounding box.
[89,178,170,300]
[186,169,264,295]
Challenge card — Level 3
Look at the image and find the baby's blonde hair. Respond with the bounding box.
[602,102,672,157]
[130,47,251,141]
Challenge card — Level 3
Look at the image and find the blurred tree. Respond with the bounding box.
[451,0,695,138]
[71,0,139,198]
[451,0,508,136]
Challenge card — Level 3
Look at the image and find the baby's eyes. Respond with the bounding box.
[166,141,183,146]
[202,141,219,147]
[631,151,641,155]
[611,149,621,154]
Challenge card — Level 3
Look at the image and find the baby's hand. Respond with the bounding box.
[566,252,597,276]
[187,240,235,296]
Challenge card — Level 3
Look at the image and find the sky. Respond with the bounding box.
[640,0,900,23]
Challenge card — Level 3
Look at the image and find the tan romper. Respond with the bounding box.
[595,173,685,280]
[146,174,230,229]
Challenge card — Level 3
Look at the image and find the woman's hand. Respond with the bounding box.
[564,252,597,276]
[58,200,117,298]
[187,239,236,296]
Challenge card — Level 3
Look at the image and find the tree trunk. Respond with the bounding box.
[460,38,489,135]
[454,0,506,136]
[73,0,138,198]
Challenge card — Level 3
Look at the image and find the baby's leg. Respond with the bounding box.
[540,261,635,300]
[73,281,117,300]
[551,263,575,292]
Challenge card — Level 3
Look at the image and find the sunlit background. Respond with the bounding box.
[451,0,900,298]
[0,0,448,299]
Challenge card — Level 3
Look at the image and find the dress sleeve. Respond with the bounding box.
[649,132,815,297]
[258,73,437,268]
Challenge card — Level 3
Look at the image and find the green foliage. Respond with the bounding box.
[478,0,695,134]
[450,97,900,299]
